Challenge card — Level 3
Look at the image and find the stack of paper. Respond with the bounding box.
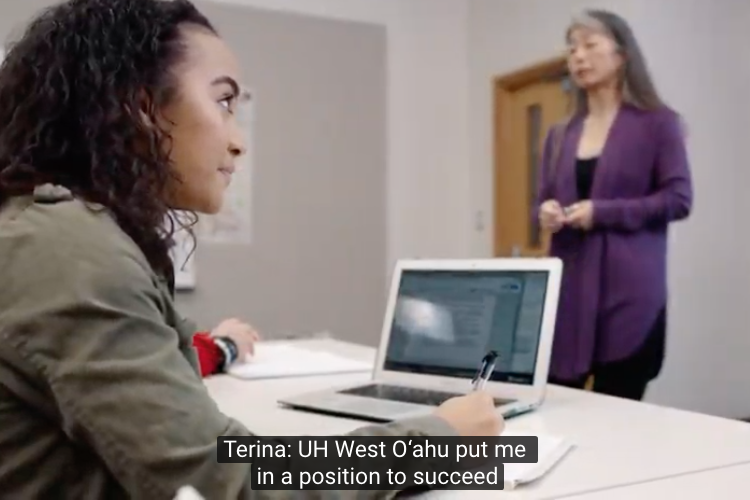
[227,343,372,380]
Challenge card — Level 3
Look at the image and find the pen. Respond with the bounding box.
[471,350,498,391]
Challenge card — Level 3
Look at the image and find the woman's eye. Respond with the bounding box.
[219,96,235,113]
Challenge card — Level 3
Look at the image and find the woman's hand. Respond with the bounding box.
[434,391,505,436]
[564,201,594,230]
[539,199,565,232]
[211,318,260,361]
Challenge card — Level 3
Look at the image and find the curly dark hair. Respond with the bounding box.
[0,0,216,279]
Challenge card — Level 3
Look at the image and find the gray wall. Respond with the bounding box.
[186,2,387,345]
[0,1,388,347]
[0,1,53,38]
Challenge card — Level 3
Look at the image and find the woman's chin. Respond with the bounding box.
[574,76,611,92]
[174,197,224,215]
[198,199,224,215]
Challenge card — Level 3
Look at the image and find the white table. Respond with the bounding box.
[205,339,750,499]
[561,462,750,499]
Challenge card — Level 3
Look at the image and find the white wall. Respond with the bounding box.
[214,0,750,418]
[470,0,750,418]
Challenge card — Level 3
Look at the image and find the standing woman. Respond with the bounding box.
[536,9,693,400]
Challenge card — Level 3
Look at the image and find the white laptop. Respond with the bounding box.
[278,258,563,422]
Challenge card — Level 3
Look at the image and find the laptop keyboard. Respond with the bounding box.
[339,383,515,407]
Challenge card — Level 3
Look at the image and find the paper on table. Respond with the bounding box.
[173,486,205,500]
[501,430,575,490]
[423,431,574,498]
[227,343,372,379]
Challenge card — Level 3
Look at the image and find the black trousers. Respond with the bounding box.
[550,308,667,401]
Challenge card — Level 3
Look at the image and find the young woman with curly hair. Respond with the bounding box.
[0,0,502,498]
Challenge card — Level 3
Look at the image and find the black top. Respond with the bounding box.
[576,156,599,200]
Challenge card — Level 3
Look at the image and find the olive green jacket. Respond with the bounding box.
[0,185,457,499]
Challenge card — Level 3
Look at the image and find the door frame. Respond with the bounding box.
[493,56,568,256]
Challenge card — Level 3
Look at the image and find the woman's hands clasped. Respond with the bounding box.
[539,199,593,232]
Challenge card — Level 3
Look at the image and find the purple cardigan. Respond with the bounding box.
[535,104,693,381]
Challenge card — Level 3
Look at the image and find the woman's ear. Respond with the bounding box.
[139,109,156,129]
[133,89,161,129]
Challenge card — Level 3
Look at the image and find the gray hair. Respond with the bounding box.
[565,9,665,114]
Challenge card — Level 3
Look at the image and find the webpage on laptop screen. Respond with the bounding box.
[383,270,548,384]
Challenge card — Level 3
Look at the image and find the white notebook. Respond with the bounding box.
[501,431,575,490]
[227,342,372,380]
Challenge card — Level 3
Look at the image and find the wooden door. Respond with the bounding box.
[493,58,571,257]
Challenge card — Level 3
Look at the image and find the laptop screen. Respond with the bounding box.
[383,269,549,385]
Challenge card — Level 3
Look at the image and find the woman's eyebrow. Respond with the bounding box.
[211,75,240,96]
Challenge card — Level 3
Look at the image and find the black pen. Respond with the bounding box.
[471,350,498,391]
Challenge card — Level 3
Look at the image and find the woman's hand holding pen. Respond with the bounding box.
[434,392,505,436]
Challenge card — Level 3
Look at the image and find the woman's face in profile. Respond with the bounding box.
[566,24,623,91]
[158,27,247,214]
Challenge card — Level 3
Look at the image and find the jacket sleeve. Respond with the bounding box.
[6,239,458,500]
[192,332,223,377]
[592,110,693,231]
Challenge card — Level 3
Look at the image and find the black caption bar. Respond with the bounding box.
[217,436,538,491]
